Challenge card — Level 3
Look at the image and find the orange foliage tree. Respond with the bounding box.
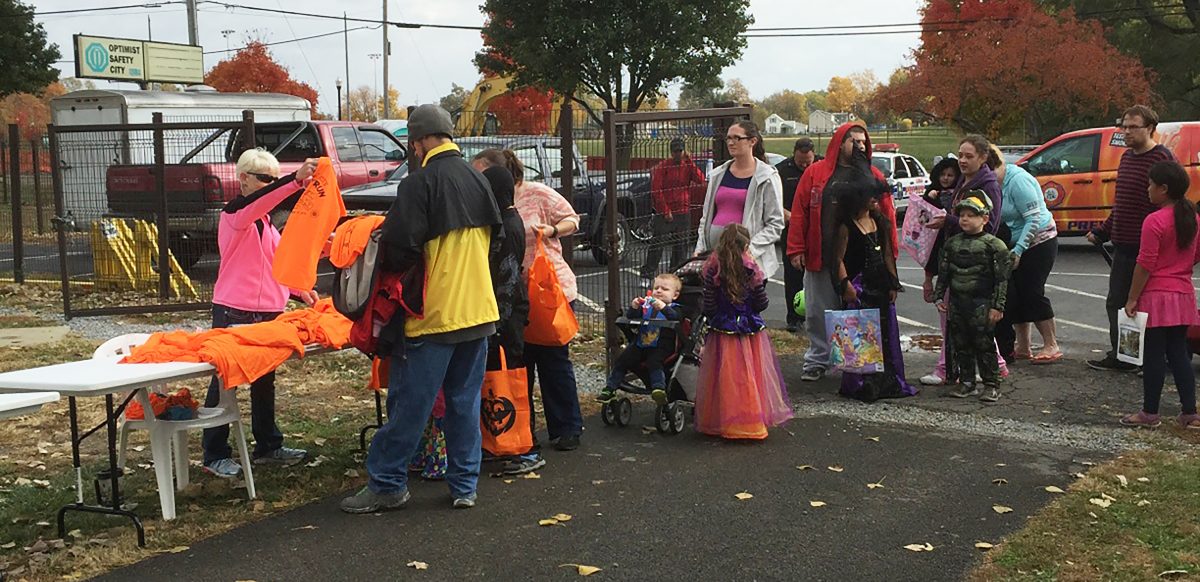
[489,88,554,134]
[204,42,320,116]
[0,92,50,140]
[877,0,1156,141]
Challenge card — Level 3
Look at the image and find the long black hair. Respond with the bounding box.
[1148,161,1195,249]
[835,186,894,259]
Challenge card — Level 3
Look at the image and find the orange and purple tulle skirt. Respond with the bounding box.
[694,331,793,440]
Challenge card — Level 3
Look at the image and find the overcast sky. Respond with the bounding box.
[33,0,924,116]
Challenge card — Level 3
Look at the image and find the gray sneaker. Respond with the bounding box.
[980,385,1001,403]
[453,494,477,509]
[947,383,981,399]
[502,455,546,475]
[203,458,242,479]
[800,369,824,382]
[340,487,410,514]
[253,446,308,466]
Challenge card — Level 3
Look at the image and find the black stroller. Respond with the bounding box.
[600,254,708,434]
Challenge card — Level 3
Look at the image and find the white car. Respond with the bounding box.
[871,146,930,217]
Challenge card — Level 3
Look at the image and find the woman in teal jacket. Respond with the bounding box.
[988,146,1061,364]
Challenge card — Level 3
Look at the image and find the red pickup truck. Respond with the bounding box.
[105,120,406,268]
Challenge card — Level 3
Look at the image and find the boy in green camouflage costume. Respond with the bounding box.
[934,191,1012,402]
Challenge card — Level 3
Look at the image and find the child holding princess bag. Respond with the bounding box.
[1121,161,1200,429]
[695,225,793,440]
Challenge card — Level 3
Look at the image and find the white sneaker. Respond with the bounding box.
[919,374,945,386]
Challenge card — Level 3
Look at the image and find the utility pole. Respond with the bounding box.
[344,13,350,119]
[186,0,199,46]
[382,0,391,119]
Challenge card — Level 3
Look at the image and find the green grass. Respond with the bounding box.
[973,447,1200,582]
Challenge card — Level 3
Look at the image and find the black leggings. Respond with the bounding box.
[1142,325,1197,415]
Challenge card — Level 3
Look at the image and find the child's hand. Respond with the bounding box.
[922,279,935,303]
[989,309,1003,324]
[631,297,644,309]
[652,298,666,310]
[842,285,858,304]
[936,301,947,313]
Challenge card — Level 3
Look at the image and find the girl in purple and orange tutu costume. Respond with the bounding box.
[695,224,793,440]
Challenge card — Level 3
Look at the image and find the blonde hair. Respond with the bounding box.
[235,147,281,178]
[654,273,683,292]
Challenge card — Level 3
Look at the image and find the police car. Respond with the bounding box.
[871,144,930,218]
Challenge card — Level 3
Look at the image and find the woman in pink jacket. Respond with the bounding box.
[202,149,319,479]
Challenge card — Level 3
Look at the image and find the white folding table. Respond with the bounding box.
[0,391,60,420]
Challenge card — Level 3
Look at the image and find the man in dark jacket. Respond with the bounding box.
[342,104,502,514]
[776,138,822,331]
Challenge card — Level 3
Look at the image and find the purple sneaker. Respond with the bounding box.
[1177,413,1200,430]
[1119,411,1161,428]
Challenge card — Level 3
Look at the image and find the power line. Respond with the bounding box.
[202,24,379,55]
[201,1,482,30]
[2,2,186,17]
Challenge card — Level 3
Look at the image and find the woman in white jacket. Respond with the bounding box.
[694,121,786,279]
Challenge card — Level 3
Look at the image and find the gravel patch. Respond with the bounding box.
[0,306,208,341]
[794,400,1142,453]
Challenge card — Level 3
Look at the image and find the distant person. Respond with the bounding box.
[776,137,822,332]
[1120,161,1199,429]
[787,123,898,382]
[694,121,785,278]
[642,138,704,280]
[1088,105,1177,373]
[934,192,1011,403]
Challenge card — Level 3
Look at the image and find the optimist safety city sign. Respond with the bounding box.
[74,35,203,84]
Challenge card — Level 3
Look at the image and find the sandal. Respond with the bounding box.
[1120,411,1162,428]
[1031,351,1064,365]
[1012,350,1033,361]
[1178,413,1200,430]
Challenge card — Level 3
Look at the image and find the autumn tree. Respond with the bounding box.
[0,0,60,96]
[804,90,828,113]
[879,0,1154,140]
[439,83,470,113]
[489,87,554,134]
[204,42,320,116]
[825,77,859,113]
[0,93,50,140]
[1040,0,1199,118]
[346,86,377,121]
[476,0,752,122]
[759,90,807,122]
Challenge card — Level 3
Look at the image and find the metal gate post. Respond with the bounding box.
[603,110,620,366]
[8,124,23,284]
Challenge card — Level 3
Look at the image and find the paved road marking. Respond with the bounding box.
[575,292,603,313]
[1043,283,1105,300]
[897,316,935,329]
[1054,318,1108,333]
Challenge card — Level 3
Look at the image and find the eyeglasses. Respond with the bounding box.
[248,172,277,183]
[725,135,753,143]
[1119,124,1147,131]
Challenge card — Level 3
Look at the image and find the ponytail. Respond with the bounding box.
[733,120,768,163]
[1149,161,1195,249]
[472,148,526,185]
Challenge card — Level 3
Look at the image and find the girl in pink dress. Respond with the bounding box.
[1121,161,1200,429]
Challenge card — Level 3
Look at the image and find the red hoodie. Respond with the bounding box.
[786,123,898,273]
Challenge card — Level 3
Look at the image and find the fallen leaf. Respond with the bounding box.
[313,438,327,447]
[827,466,844,473]
[166,546,189,553]
[343,469,359,478]
[620,457,637,462]
[809,500,827,507]
[1138,500,1151,507]
[407,561,429,570]
[865,436,880,442]
[903,542,935,552]
[735,492,754,500]
[13,477,31,487]
[292,525,318,531]
[795,465,814,471]
[552,513,573,522]
[1088,512,1099,519]
[1072,473,1086,479]
[993,505,1013,514]
[1089,498,1112,509]
[974,542,995,550]
[560,564,602,576]
[503,479,514,484]
[867,477,887,490]
[339,395,355,401]
[1137,477,1151,483]
[1159,570,1189,578]
[252,500,267,512]
[590,480,606,485]
[67,529,82,538]
[1044,486,1065,494]
[523,472,542,480]
[992,479,1008,485]
[1116,475,1128,487]
[1101,493,1117,502]
[995,463,1007,467]
[1,541,15,549]
[31,479,50,488]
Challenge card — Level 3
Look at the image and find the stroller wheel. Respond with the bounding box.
[615,398,633,427]
[600,401,617,426]
[667,402,686,434]
[654,405,671,434]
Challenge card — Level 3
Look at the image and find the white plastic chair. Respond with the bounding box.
[96,333,256,520]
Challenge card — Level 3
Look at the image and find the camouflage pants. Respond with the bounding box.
[947,299,1000,387]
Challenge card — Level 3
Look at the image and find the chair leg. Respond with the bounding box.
[148,428,177,520]
[232,420,256,500]
[173,432,190,491]
[116,422,130,470]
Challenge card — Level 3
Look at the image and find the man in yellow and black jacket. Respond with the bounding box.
[342,104,501,514]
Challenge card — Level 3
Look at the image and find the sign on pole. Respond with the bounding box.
[74,35,204,84]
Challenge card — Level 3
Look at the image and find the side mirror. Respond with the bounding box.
[386,148,406,161]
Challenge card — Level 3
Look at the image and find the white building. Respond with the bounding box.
[808,110,858,134]
[765,113,806,135]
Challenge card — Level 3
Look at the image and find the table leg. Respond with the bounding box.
[55,394,147,547]
[358,390,386,451]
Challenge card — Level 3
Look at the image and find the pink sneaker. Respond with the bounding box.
[1120,411,1161,428]
[1178,413,1200,430]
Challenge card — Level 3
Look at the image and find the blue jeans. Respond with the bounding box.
[202,304,284,465]
[367,337,487,498]
[525,342,583,441]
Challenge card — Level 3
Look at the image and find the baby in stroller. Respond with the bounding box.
[600,256,708,434]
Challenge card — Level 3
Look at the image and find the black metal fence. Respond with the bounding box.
[47,113,257,318]
[1,128,56,284]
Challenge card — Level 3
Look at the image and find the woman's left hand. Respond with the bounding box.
[532,224,555,237]
[296,158,319,183]
[299,290,319,306]
[1124,299,1138,318]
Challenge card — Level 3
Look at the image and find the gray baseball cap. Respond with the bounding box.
[407,104,454,141]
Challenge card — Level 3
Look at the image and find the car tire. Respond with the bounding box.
[591,213,630,265]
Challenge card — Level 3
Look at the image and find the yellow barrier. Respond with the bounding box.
[90,218,198,300]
